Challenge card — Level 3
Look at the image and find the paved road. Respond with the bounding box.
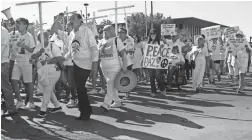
[2,72,252,140]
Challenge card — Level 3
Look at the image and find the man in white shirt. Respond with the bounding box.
[11,18,36,110]
[118,27,134,100]
[69,13,99,120]
[209,37,222,83]
[1,26,17,117]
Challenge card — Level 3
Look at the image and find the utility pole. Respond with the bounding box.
[16,1,56,48]
[145,1,148,37]
[150,1,153,29]
[98,2,134,36]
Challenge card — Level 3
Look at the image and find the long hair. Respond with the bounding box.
[135,35,141,43]
[147,29,160,45]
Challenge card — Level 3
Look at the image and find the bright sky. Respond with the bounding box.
[1,0,252,40]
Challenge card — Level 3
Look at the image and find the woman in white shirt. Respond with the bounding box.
[191,37,210,93]
[32,32,64,117]
[167,46,185,90]
[98,25,128,111]
[133,35,144,81]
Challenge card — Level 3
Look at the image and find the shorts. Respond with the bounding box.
[235,66,247,75]
[213,60,221,64]
[12,63,33,83]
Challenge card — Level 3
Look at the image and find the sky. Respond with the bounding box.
[1,0,252,40]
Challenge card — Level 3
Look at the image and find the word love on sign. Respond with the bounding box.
[142,44,170,69]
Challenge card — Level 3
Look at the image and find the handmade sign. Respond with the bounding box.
[161,24,176,36]
[141,44,170,69]
[201,25,221,40]
[224,26,239,38]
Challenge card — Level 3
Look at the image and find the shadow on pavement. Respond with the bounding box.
[1,108,173,140]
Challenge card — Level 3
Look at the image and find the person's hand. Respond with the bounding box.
[122,66,127,73]
[39,48,45,53]
[17,41,25,48]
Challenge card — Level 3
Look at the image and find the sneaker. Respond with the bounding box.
[110,101,122,108]
[149,92,156,97]
[16,101,25,109]
[1,111,18,117]
[24,102,35,110]
[98,89,106,94]
[123,93,130,100]
[37,111,46,118]
[50,107,62,113]
[88,89,97,94]
[160,91,166,96]
[100,103,110,111]
[66,99,77,108]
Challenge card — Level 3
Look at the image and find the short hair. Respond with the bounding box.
[103,25,114,31]
[59,13,64,16]
[16,18,29,29]
[71,13,83,20]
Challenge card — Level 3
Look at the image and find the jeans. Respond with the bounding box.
[149,69,165,93]
[1,62,16,113]
[74,63,92,117]
[40,65,61,112]
[64,66,77,100]
[185,59,192,80]
[9,60,15,82]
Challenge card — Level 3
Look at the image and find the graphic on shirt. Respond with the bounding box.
[99,42,114,59]
[71,39,80,53]
[19,39,26,54]
[127,48,135,59]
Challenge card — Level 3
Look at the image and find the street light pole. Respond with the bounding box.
[151,1,153,29]
[84,3,89,24]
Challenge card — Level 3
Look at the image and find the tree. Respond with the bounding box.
[127,12,147,37]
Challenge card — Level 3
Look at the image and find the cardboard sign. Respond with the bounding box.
[201,25,221,40]
[161,24,176,36]
[229,38,246,46]
[224,26,239,38]
[142,44,170,69]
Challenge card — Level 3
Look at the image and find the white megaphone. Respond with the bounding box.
[1,7,15,26]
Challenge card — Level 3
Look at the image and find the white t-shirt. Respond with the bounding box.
[1,26,10,63]
[193,45,209,63]
[133,42,144,69]
[9,31,20,61]
[98,37,125,70]
[168,53,185,66]
[33,42,62,69]
[58,30,74,66]
[210,40,221,61]
[122,36,134,66]
[14,32,36,65]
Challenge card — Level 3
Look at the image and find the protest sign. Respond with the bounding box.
[161,24,176,36]
[224,26,239,38]
[141,44,170,69]
[201,25,221,40]
[229,38,246,47]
